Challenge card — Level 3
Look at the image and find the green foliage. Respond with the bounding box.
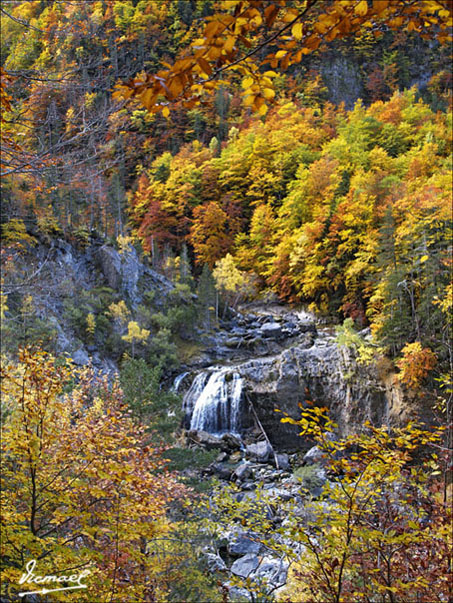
[335,317,377,365]
[119,356,181,437]
[147,327,178,369]
[293,463,325,493]
[63,287,116,348]
[164,447,218,472]
[0,293,58,353]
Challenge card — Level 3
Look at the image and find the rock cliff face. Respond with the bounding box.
[182,311,423,451]
[3,237,174,369]
[236,339,392,449]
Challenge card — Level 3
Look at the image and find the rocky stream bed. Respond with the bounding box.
[171,305,421,600]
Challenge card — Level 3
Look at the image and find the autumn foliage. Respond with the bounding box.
[115,0,452,117]
[0,348,185,602]
[207,406,452,603]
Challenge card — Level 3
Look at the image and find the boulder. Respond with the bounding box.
[260,322,283,338]
[211,462,234,480]
[228,533,261,557]
[229,451,242,463]
[230,554,260,578]
[72,348,90,366]
[246,441,273,463]
[303,446,326,464]
[252,556,288,587]
[205,553,227,573]
[273,453,290,471]
[189,430,223,450]
[298,320,317,334]
[233,462,252,482]
[221,432,242,451]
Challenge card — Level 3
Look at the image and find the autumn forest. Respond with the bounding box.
[1,1,452,602]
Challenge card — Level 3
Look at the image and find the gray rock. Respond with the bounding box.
[72,348,90,366]
[221,432,242,451]
[233,462,252,482]
[246,441,273,463]
[229,451,243,463]
[206,553,227,572]
[47,317,72,353]
[298,320,317,334]
[231,327,246,336]
[211,462,234,480]
[189,430,223,450]
[274,453,290,471]
[260,322,283,338]
[228,534,261,556]
[97,244,174,304]
[225,337,241,348]
[321,55,363,109]
[263,487,292,502]
[230,554,260,578]
[303,446,326,464]
[226,586,252,602]
[252,556,288,587]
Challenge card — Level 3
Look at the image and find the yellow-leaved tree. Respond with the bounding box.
[122,320,150,357]
[1,348,185,602]
[114,0,452,116]
[213,253,254,312]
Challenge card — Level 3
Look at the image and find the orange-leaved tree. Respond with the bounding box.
[1,347,186,602]
[114,0,452,116]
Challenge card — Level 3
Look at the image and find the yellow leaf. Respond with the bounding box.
[140,88,157,110]
[355,0,368,16]
[420,254,429,263]
[275,50,287,59]
[162,106,170,118]
[224,35,236,53]
[292,22,303,40]
[242,76,254,89]
[262,87,275,100]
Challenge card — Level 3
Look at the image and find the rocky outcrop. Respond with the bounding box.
[96,244,173,305]
[4,238,174,372]
[320,55,363,109]
[182,319,414,451]
[237,338,404,450]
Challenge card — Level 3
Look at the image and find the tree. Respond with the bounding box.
[121,320,150,357]
[197,263,218,329]
[114,0,452,116]
[213,253,253,311]
[178,242,195,289]
[397,341,437,390]
[189,201,232,268]
[1,347,185,602]
[206,406,451,602]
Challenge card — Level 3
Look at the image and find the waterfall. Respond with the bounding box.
[172,371,190,392]
[185,369,244,435]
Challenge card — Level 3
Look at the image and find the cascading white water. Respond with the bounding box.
[186,369,243,435]
[172,371,190,392]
